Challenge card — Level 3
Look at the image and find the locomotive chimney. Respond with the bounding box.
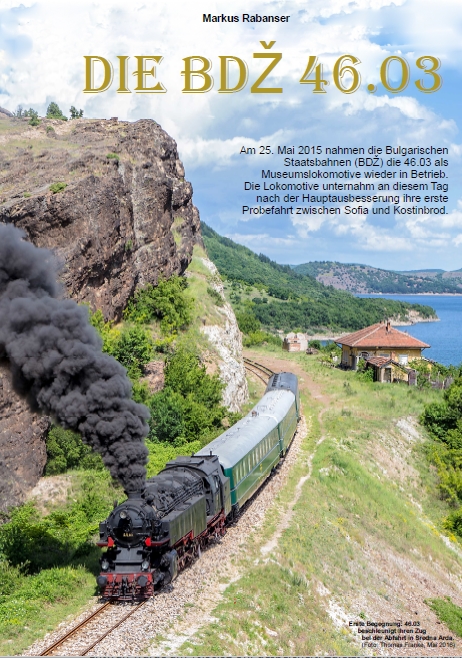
[125,490,143,500]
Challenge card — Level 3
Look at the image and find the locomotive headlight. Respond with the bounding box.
[119,510,128,519]
[101,559,109,571]
[141,559,150,571]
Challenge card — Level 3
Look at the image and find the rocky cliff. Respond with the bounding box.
[198,257,248,412]
[0,362,49,511]
[0,116,200,320]
[0,116,202,510]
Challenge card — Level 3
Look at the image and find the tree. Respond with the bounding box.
[25,108,40,126]
[46,102,68,121]
[70,106,84,119]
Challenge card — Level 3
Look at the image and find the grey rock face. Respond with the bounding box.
[0,363,49,511]
[0,118,200,320]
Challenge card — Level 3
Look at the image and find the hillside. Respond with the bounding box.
[201,223,438,333]
[293,261,462,294]
[94,348,462,656]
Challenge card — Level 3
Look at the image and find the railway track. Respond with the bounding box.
[243,357,275,384]
[39,600,146,656]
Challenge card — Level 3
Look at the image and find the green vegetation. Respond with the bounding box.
[421,376,462,515]
[206,285,224,306]
[106,152,119,160]
[45,426,104,475]
[0,471,119,654]
[69,106,83,120]
[294,260,462,294]
[46,102,67,121]
[147,348,229,445]
[27,109,40,127]
[49,182,67,194]
[426,597,462,638]
[202,222,437,334]
[124,276,193,334]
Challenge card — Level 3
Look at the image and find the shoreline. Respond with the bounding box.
[357,293,462,297]
[304,315,439,342]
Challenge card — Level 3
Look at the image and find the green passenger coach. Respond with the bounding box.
[197,385,298,510]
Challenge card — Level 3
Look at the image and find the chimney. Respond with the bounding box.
[386,320,391,332]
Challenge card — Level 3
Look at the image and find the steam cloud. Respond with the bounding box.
[0,224,149,492]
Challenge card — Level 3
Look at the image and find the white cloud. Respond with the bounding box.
[0,0,460,269]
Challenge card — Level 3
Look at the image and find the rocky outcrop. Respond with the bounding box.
[0,362,49,511]
[199,258,249,412]
[0,116,201,509]
[0,117,200,320]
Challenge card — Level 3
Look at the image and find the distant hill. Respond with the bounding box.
[201,223,437,333]
[293,261,462,294]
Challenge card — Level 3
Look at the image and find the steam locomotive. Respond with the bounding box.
[96,372,300,601]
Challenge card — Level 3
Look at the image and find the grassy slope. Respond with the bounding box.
[173,348,462,656]
[201,223,437,333]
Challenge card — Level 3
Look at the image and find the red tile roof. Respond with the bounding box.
[365,355,390,367]
[336,322,430,349]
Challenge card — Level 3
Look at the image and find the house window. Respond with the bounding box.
[360,351,370,360]
[399,354,408,365]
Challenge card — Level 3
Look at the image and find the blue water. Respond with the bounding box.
[357,295,462,366]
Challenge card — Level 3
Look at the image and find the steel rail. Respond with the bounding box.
[243,357,275,384]
[80,600,147,656]
[39,600,146,657]
[39,602,112,656]
[244,363,268,384]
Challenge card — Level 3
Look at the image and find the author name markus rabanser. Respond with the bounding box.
[203,14,290,22]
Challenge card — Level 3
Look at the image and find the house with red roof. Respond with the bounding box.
[336,320,430,382]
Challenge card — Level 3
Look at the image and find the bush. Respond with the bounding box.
[308,339,322,350]
[0,471,116,572]
[25,108,40,126]
[421,377,462,504]
[146,348,226,445]
[49,182,67,194]
[356,359,374,382]
[45,426,104,475]
[88,309,121,354]
[243,330,281,347]
[148,389,186,443]
[110,325,154,378]
[106,152,119,160]
[164,348,223,407]
[207,286,224,306]
[89,309,153,379]
[235,311,260,334]
[124,276,193,334]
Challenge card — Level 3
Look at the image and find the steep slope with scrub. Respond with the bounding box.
[201,223,437,335]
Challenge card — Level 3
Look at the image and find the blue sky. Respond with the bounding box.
[1,0,461,271]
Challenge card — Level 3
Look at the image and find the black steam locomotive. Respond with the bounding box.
[97,372,300,601]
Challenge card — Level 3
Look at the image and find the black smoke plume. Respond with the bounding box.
[0,224,149,492]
